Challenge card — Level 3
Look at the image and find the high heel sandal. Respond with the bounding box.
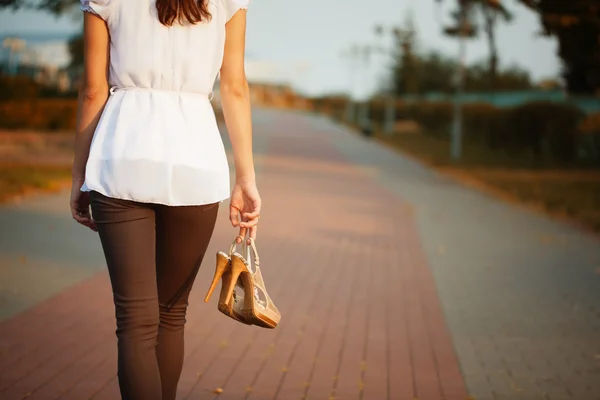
[204,243,250,325]
[227,237,281,329]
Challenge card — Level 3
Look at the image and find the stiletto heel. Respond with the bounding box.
[204,242,250,324]
[223,259,246,305]
[204,252,229,303]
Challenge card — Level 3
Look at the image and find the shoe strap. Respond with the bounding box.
[229,236,260,267]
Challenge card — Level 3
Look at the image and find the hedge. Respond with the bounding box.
[0,99,78,131]
[307,96,595,165]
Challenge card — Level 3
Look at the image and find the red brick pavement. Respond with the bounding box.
[0,114,468,399]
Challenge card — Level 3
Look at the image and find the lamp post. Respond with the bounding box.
[356,44,372,134]
[340,44,360,125]
[374,23,415,136]
[448,0,475,161]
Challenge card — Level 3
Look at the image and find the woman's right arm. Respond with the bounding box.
[220,8,261,241]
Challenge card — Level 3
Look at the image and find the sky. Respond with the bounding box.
[0,0,560,97]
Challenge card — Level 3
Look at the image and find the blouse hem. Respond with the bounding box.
[81,185,230,207]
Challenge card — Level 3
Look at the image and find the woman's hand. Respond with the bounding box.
[70,177,97,232]
[229,179,261,243]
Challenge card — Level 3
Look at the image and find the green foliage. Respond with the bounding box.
[436,0,514,92]
[0,0,78,15]
[0,99,78,131]
[68,33,84,68]
[465,62,532,92]
[580,112,600,136]
[311,95,589,165]
[0,74,42,101]
[535,0,600,94]
[579,111,600,161]
[389,51,533,95]
[0,72,78,100]
[307,96,348,120]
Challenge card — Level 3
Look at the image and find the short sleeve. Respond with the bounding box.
[80,0,112,21]
[225,0,250,22]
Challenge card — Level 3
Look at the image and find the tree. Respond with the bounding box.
[437,0,600,94]
[67,33,84,68]
[437,0,512,92]
[516,0,600,94]
[0,0,77,15]
[475,0,512,91]
[1,0,85,68]
[388,13,418,96]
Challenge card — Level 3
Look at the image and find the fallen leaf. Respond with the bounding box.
[510,381,523,392]
[212,388,223,394]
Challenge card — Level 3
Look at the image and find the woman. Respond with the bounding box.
[69,0,260,398]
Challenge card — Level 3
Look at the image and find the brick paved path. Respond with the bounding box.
[1,109,600,400]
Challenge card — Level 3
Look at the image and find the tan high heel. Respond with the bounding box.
[227,238,281,329]
[204,248,249,325]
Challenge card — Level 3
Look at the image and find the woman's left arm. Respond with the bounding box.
[70,12,110,231]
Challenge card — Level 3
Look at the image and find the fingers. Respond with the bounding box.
[242,199,262,220]
[238,225,247,242]
[82,219,98,232]
[239,216,259,229]
[229,204,241,228]
[243,209,260,220]
[240,204,261,229]
[248,224,257,243]
[71,206,98,232]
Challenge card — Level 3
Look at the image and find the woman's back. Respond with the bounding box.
[87,0,241,93]
[80,0,249,205]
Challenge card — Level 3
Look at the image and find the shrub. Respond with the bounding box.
[367,97,387,123]
[0,74,42,101]
[462,103,503,145]
[579,111,600,162]
[319,96,348,121]
[502,101,584,162]
[0,99,78,131]
[315,94,590,165]
[405,102,454,137]
[580,111,600,135]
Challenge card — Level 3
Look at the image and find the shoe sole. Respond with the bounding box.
[243,308,279,329]
[219,302,251,325]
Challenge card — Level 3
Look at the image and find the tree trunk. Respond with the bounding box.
[483,7,498,92]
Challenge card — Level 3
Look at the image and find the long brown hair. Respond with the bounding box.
[156,0,212,26]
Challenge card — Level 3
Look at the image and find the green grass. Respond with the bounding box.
[0,164,72,202]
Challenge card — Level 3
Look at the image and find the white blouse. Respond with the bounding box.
[80,0,250,206]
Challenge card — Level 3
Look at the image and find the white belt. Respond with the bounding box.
[109,86,214,101]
